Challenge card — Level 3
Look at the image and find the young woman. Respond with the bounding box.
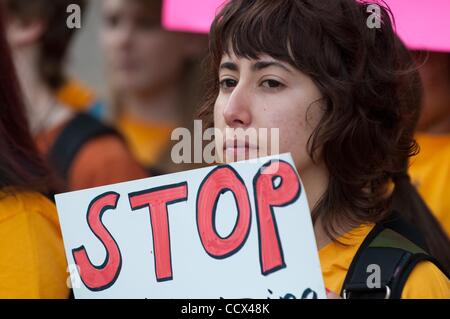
[4,0,148,192]
[0,8,68,298]
[199,0,450,298]
[100,0,207,174]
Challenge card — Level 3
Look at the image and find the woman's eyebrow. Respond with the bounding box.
[252,61,292,73]
[219,62,238,71]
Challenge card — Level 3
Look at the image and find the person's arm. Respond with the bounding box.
[0,193,69,298]
[68,135,149,191]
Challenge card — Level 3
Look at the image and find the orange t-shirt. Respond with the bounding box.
[36,117,149,191]
[117,114,175,168]
[56,80,96,112]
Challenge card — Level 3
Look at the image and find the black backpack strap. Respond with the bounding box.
[48,113,120,182]
[381,211,428,250]
[341,217,446,299]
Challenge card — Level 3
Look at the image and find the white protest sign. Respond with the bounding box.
[55,153,326,299]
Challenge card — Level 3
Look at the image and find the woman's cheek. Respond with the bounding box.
[214,95,229,126]
[277,117,311,169]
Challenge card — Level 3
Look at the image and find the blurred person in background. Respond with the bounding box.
[6,1,101,117]
[409,51,450,236]
[0,7,68,298]
[2,0,148,192]
[100,0,207,174]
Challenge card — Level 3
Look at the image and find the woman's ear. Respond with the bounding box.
[6,17,46,49]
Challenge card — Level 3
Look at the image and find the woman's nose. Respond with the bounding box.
[113,24,134,49]
[222,84,252,128]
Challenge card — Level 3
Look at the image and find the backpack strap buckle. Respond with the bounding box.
[342,285,391,299]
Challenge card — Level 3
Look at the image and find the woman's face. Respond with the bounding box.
[214,52,325,173]
[415,52,450,131]
[100,0,186,94]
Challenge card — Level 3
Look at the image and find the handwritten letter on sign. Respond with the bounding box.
[55,154,326,299]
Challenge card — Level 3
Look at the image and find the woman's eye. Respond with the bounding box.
[261,79,284,89]
[220,79,238,90]
[104,14,120,28]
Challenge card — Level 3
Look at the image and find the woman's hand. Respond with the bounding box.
[326,289,342,299]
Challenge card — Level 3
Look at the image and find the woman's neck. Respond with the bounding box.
[122,85,183,125]
[14,48,72,135]
[299,161,354,250]
[299,162,331,249]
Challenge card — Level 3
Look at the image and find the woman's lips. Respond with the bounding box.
[223,140,259,161]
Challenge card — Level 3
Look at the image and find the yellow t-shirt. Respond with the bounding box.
[319,224,450,299]
[409,133,450,236]
[117,114,175,168]
[0,191,69,298]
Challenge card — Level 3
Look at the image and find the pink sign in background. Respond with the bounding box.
[162,0,450,52]
[162,0,225,34]
[384,0,450,52]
